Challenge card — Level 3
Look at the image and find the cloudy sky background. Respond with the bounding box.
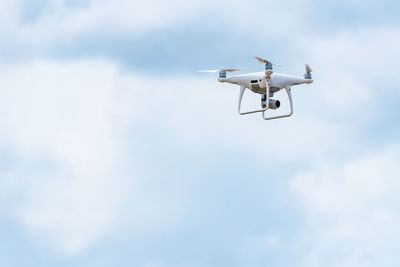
[0,0,399,266]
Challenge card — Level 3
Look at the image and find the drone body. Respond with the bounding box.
[198,57,313,120]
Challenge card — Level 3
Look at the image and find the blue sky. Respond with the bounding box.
[0,1,399,267]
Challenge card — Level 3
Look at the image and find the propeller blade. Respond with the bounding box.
[225,68,247,72]
[196,70,220,73]
[305,64,312,73]
[197,68,247,73]
[254,56,282,67]
[254,56,269,64]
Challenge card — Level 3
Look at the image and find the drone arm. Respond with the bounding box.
[262,86,293,120]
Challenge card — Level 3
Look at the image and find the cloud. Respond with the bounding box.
[0,59,188,254]
[0,59,129,254]
[1,9,400,262]
[0,0,316,58]
[291,145,400,267]
[0,56,352,255]
[2,0,218,47]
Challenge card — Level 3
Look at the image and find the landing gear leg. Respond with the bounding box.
[262,86,293,120]
[238,85,268,115]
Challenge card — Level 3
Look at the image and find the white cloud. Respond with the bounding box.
[2,0,219,48]
[1,24,399,259]
[0,0,315,50]
[0,1,399,264]
[0,60,131,254]
[303,27,400,115]
[0,57,353,255]
[291,145,400,267]
[0,59,187,254]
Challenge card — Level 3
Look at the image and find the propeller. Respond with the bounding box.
[197,68,247,78]
[305,64,312,73]
[254,56,282,67]
[254,56,281,78]
[197,68,247,73]
[304,64,312,79]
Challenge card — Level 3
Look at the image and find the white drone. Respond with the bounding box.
[198,56,313,120]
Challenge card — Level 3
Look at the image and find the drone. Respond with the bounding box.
[198,57,313,120]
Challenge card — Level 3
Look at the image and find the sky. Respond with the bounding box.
[0,0,400,266]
